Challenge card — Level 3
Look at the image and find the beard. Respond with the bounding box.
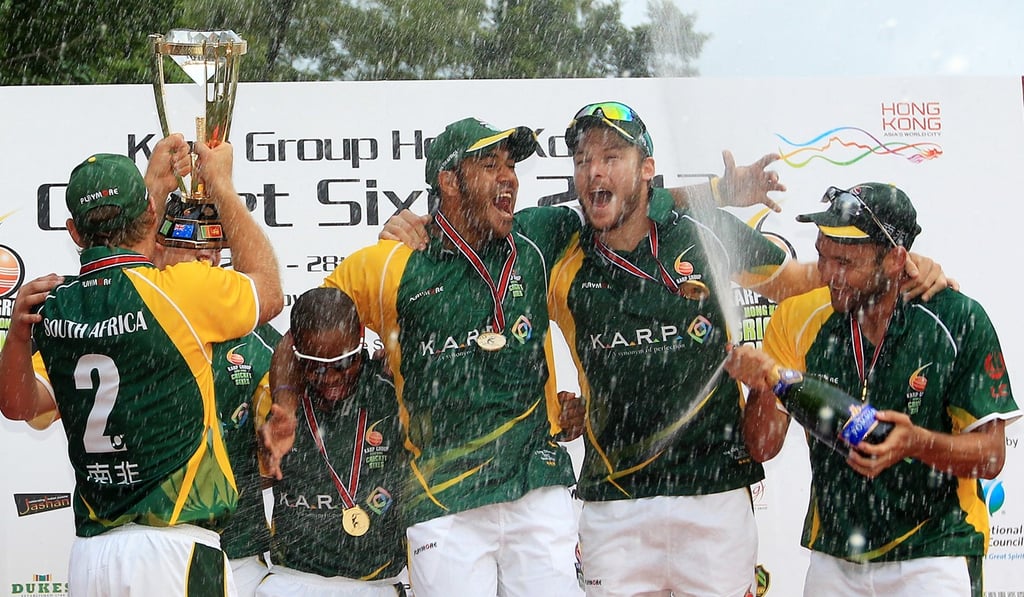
[584,179,645,233]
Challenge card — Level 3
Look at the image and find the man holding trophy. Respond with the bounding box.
[0,30,284,596]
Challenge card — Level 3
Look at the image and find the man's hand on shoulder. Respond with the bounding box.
[380,210,431,250]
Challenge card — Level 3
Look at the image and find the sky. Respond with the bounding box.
[621,0,1024,77]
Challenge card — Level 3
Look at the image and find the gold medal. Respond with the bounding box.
[678,280,710,301]
[477,332,507,352]
[342,506,371,536]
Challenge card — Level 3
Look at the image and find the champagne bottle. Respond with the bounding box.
[772,369,894,456]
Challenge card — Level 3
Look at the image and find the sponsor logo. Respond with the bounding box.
[589,325,687,350]
[80,278,111,288]
[510,314,532,344]
[508,270,525,298]
[687,316,713,343]
[674,259,694,276]
[413,541,437,556]
[672,245,698,278]
[880,101,941,135]
[408,285,444,303]
[10,573,68,596]
[364,420,390,470]
[224,344,255,387]
[776,115,942,168]
[0,244,26,352]
[229,403,250,429]
[0,244,26,299]
[226,345,246,366]
[14,493,71,517]
[981,479,1005,515]
[985,352,1007,380]
[420,321,532,357]
[985,352,1010,399]
[905,363,931,414]
[76,187,120,206]
[750,480,767,510]
[365,486,394,515]
[533,448,559,467]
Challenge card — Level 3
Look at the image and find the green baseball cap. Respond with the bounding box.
[797,182,921,248]
[565,101,654,156]
[66,153,148,234]
[425,118,538,192]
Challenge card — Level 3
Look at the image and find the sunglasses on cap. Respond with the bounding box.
[292,343,363,375]
[821,186,899,249]
[567,101,652,153]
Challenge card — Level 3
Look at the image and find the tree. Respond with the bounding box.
[0,0,708,85]
[643,0,708,77]
[0,0,175,85]
[472,0,620,79]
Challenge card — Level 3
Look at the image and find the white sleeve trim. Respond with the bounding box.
[963,409,1023,433]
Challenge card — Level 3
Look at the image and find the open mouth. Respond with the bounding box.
[494,190,514,214]
[589,189,613,207]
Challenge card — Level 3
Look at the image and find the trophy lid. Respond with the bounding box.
[151,30,247,84]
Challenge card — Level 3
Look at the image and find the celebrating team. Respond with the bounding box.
[1,99,1017,597]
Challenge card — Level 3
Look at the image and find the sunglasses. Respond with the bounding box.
[822,186,898,248]
[568,102,652,153]
[292,343,362,375]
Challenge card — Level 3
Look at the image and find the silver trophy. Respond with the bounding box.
[150,29,246,249]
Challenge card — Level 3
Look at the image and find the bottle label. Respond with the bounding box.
[841,404,879,446]
[772,369,804,395]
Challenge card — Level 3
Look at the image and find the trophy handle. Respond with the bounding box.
[206,44,242,147]
[149,33,190,199]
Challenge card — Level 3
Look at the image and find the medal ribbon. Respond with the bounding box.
[593,220,680,294]
[849,318,888,403]
[435,211,517,332]
[300,392,367,509]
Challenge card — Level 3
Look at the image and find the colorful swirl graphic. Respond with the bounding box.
[776,126,942,168]
[511,314,533,344]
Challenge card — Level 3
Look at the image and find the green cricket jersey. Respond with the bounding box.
[214,323,281,559]
[34,247,259,537]
[765,286,1021,562]
[548,189,788,501]
[324,207,580,527]
[270,358,405,580]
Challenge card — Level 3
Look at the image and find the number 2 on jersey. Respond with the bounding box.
[76,354,127,453]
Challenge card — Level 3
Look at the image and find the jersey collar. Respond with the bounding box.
[79,247,153,276]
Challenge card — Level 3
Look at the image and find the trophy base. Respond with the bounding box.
[157,236,230,250]
[157,197,228,250]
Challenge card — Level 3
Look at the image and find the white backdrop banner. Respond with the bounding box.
[1,77,1022,596]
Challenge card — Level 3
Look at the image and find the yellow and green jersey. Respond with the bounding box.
[270,358,404,579]
[325,207,580,526]
[549,189,788,501]
[214,323,280,559]
[34,247,259,537]
[766,286,1020,562]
